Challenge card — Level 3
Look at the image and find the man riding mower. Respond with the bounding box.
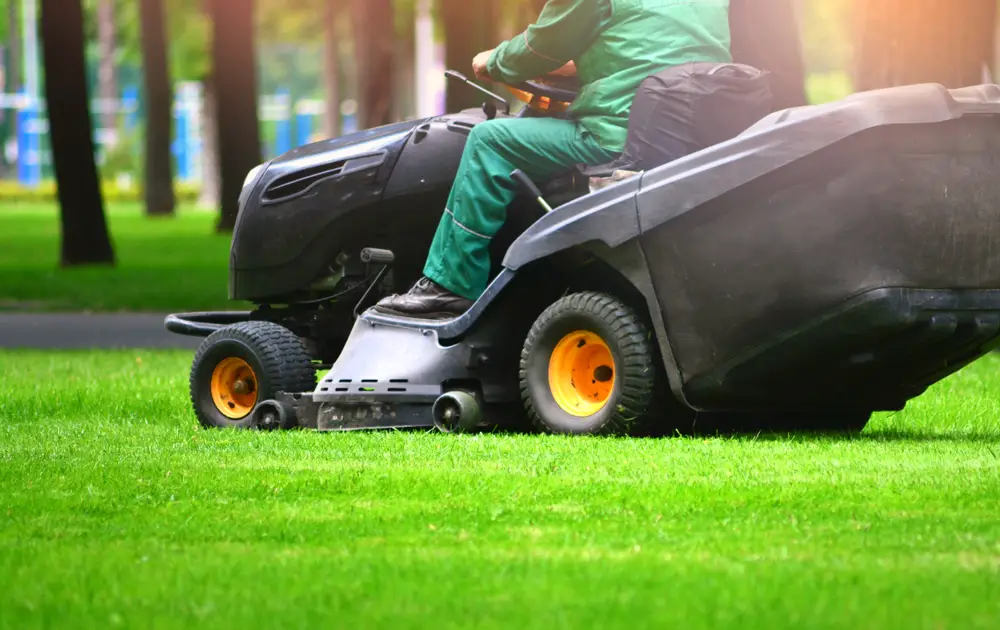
[166,1,1000,436]
[376,0,735,319]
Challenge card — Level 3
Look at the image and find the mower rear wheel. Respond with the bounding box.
[190,321,316,429]
[520,292,656,436]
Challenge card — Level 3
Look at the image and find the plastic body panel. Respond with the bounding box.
[383,109,489,199]
[229,120,427,300]
[228,110,535,302]
[497,83,1000,413]
[638,84,1000,410]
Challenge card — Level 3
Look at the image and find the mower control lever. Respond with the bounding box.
[511,169,554,213]
[361,248,395,265]
[444,70,511,116]
[355,248,395,318]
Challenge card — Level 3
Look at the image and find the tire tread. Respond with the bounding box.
[519,292,657,436]
[190,321,315,429]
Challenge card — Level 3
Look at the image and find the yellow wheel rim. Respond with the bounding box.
[210,357,258,419]
[548,330,616,417]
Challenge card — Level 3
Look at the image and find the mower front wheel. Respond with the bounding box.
[520,292,657,436]
[190,321,316,429]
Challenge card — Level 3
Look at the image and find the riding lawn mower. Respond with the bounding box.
[166,67,1000,436]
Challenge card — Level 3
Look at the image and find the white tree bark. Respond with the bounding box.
[198,76,220,209]
[96,0,119,146]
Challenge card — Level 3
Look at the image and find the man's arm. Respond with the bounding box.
[484,0,609,84]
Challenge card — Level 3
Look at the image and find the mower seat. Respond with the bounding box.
[579,62,773,183]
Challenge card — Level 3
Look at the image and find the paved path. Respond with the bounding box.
[0,313,201,350]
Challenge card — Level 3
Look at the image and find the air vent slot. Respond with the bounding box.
[262,160,347,203]
[447,120,476,136]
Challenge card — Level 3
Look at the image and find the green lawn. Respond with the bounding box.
[1,349,999,629]
[0,203,239,312]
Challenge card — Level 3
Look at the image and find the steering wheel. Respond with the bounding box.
[507,75,579,113]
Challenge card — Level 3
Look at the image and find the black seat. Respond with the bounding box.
[580,62,773,179]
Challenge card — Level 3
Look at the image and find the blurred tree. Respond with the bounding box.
[140,0,176,216]
[6,0,21,93]
[854,0,996,90]
[41,0,116,266]
[393,0,416,121]
[442,0,501,112]
[166,0,210,81]
[323,0,341,137]
[2,0,21,175]
[208,0,262,231]
[799,0,852,75]
[96,0,119,139]
[162,0,218,207]
[198,70,220,208]
[730,0,807,109]
[352,0,394,128]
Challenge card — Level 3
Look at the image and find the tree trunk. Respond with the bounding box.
[2,1,20,172]
[323,0,341,138]
[393,0,416,122]
[729,0,808,110]
[854,0,996,91]
[7,0,21,93]
[442,0,498,112]
[209,0,262,231]
[198,73,221,209]
[351,0,394,129]
[96,0,119,144]
[40,0,115,266]
[139,0,176,216]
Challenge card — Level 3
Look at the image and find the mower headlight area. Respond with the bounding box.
[243,164,266,189]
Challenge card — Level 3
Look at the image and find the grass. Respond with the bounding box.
[0,203,240,312]
[1,350,999,629]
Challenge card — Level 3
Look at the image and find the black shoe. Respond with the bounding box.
[373,277,473,319]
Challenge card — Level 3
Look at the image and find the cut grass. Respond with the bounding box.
[1,350,999,629]
[0,203,240,312]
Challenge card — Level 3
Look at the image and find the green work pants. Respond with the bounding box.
[423,117,617,301]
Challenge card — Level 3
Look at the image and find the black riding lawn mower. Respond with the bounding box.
[166,66,1000,436]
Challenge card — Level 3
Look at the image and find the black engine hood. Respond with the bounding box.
[269,119,429,168]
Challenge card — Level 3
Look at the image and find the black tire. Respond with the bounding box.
[520,292,656,436]
[190,321,316,429]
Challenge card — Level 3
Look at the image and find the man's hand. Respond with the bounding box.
[548,61,577,78]
[473,49,494,81]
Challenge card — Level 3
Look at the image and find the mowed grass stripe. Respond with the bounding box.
[1,350,999,629]
[0,205,237,312]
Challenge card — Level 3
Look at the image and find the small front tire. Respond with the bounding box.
[520,292,656,436]
[190,321,316,429]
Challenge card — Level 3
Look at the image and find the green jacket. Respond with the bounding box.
[486,0,732,152]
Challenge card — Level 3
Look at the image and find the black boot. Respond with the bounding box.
[373,277,474,319]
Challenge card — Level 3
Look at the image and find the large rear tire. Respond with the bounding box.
[520,292,656,436]
[190,321,316,429]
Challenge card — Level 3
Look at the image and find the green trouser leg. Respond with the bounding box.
[423,117,617,301]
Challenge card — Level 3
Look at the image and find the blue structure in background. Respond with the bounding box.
[296,111,312,147]
[274,89,292,156]
[16,92,41,187]
[173,105,190,181]
[6,84,350,186]
[122,85,140,131]
[342,114,358,135]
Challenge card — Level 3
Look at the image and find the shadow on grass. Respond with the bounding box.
[479,410,1000,445]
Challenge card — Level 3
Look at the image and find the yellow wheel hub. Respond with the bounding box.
[210,357,259,419]
[548,331,616,417]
